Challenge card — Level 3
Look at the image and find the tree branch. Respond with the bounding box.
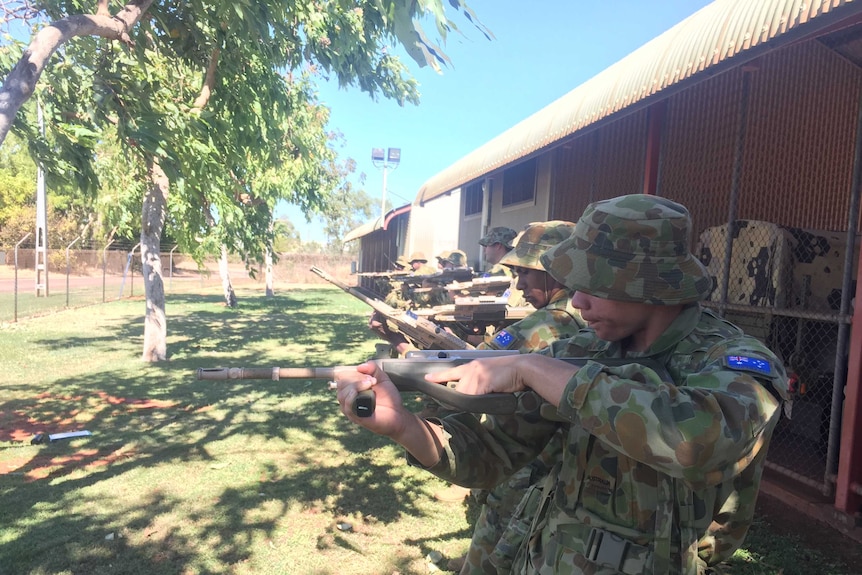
[0,0,155,146]
[192,47,220,111]
[96,0,110,17]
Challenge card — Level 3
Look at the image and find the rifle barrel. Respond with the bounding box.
[197,367,337,380]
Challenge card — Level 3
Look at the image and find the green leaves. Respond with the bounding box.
[3,0,489,261]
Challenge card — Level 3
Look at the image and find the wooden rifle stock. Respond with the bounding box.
[310,266,471,351]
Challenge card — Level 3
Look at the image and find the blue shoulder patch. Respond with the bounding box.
[493,330,515,348]
[725,355,773,376]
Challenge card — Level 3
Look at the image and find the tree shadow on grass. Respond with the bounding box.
[0,289,458,574]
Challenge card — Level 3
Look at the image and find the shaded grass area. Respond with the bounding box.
[0,285,858,574]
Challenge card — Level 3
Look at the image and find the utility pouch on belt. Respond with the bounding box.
[489,481,544,573]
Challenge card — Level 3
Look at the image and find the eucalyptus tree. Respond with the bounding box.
[0,0,489,361]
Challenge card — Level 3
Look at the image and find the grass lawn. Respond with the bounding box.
[0,285,857,574]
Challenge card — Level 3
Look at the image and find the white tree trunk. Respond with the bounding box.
[219,245,237,307]
[141,159,168,362]
[265,245,274,297]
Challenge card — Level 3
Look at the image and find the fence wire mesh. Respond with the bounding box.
[0,245,354,323]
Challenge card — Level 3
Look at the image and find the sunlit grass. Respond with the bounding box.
[0,284,857,574]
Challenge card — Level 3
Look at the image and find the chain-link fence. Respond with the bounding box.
[696,222,856,496]
[546,37,862,502]
[0,240,355,323]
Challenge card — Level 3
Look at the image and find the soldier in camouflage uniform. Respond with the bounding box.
[479,226,517,278]
[374,222,581,357]
[455,221,584,573]
[385,252,436,309]
[371,222,584,519]
[479,226,529,309]
[481,222,581,351]
[336,194,788,575]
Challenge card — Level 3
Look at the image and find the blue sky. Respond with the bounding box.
[276,0,713,243]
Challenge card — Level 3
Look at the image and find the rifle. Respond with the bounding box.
[356,270,412,279]
[196,350,674,418]
[311,266,471,351]
[197,349,519,417]
[432,301,534,340]
[398,268,475,287]
[445,276,513,297]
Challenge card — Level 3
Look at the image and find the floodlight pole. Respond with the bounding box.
[371,147,401,217]
[35,100,48,297]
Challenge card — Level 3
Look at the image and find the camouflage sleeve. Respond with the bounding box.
[556,338,787,489]
[407,394,561,489]
[482,308,574,351]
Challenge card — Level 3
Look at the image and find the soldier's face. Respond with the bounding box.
[483,243,507,265]
[513,267,553,308]
[570,291,653,345]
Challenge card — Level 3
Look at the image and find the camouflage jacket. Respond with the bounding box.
[483,263,514,278]
[416,305,788,574]
[478,290,583,351]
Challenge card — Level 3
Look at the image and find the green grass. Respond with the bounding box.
[0,286,856,574]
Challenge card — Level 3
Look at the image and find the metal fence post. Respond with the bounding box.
[119,243,140,298]
[102,239,114,303]
[65,236,81,308]
[14,233,32,322]
[169,245,178,292]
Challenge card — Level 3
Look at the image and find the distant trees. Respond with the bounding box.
[0,0,489,361]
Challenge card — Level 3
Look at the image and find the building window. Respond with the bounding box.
[502,159,536,207]
[464,181,483,216]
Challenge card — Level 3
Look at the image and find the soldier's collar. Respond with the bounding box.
[609,303,702,359]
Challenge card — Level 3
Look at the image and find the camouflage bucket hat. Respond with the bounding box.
[540,194,712,305]
[409,251,428,264]
[479,226,517,248]
[446,249,467,267]
[499,220,576,270]
[395,256,409,269]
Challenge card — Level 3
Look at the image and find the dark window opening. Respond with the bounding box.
[502,159,537,206]
[464,181,483,216]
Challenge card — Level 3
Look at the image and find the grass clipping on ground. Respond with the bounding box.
[0,286,855,575]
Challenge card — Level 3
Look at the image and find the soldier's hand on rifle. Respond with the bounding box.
[425,355,579,408]
[368,312,411,352]
[334,362,446,467]
[334,362,406,435]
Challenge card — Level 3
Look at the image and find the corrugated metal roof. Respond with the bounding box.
[343,204,411,242]
[416,0,860,205]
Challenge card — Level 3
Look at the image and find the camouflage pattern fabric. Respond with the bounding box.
[409,251,429,265]
[477,290,582,352]
[484,262,514,279]
[500,221,576,271]
[541,195,712,305]
[416,305,788,575]
[414,263,438,276]
[384,283,410,310]
[697,219,860,313]
[480,226,518,248]
[480,264,526,307]
[460,290,584,575]
[697,220,792,308]
[448,249,469,268]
